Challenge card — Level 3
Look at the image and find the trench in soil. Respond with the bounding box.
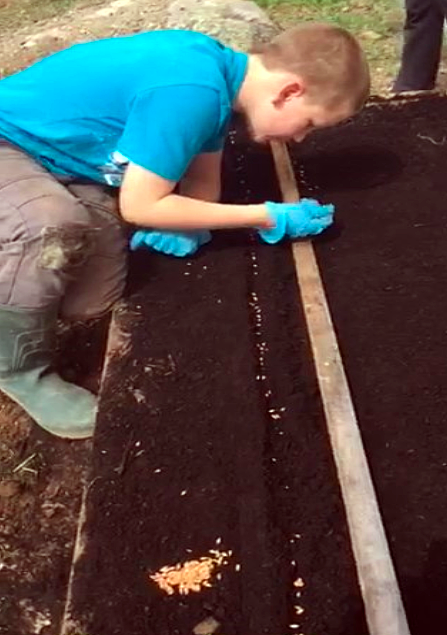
[65,124,367,635]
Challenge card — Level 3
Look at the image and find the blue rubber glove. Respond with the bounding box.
[259,198,335,245]
[130,230,212,257]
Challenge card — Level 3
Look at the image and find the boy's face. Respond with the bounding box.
[245,79,353,144]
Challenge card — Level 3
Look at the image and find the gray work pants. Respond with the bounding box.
[0,140,128,319]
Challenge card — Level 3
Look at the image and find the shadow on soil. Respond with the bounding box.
[331,539,447,635]
[403,539,447,635]
[298,144,404,193]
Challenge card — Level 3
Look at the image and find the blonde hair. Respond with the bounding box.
[253,23,370,111]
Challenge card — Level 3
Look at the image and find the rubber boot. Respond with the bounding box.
[0,305,97,439]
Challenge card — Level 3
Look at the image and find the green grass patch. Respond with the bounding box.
[256,0,403,37]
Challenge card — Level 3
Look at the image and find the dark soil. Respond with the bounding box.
[0,316,108,635]
[293,93,447,635]
[69,128,366,635]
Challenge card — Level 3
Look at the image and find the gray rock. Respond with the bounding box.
[193,616,220,635]
[167,0,280,51]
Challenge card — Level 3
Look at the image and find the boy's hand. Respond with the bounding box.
[130,229,212,257]
[259,199,335,244]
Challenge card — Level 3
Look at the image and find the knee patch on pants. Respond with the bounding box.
[38,224,98,272]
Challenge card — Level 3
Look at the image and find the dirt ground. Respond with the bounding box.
[0,0,168,78]
[0,317,109,635]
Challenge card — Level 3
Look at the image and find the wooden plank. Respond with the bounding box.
[269,140,411,635]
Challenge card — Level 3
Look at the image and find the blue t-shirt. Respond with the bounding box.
[0,30,248,186]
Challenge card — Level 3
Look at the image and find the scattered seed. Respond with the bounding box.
[294,578,305,588]
[131,388,145,404]
[181,490,187,496]
[216,537,222,545]
[235,564,241,572]
[154,469,162,474]
[295,606,305,615]
[150,550,230,596]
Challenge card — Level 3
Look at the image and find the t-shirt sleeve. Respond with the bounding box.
[117,85,223,182]
[201,123,228,153]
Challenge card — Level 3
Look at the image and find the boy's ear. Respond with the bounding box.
[273,79,306,107]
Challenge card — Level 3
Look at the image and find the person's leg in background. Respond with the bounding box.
[0,142,128,439]
[393,0,445,91]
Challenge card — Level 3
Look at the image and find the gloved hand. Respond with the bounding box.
[130,229,212,257]
[259,198,335,245]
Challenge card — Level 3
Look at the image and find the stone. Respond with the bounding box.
[167,0,280,51]
[193,616,220,635]
[0,479,21,498]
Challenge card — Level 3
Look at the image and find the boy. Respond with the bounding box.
[0,24,370,440]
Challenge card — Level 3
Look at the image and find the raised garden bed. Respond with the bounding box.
[29,93,447,635]
[66,129,366,635]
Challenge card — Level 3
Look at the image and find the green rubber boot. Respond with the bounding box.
[0,305,97,439]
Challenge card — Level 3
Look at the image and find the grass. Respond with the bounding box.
[255,0,405,93]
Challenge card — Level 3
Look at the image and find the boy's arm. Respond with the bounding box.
[180,151,222,202]
[119,162,272,230]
